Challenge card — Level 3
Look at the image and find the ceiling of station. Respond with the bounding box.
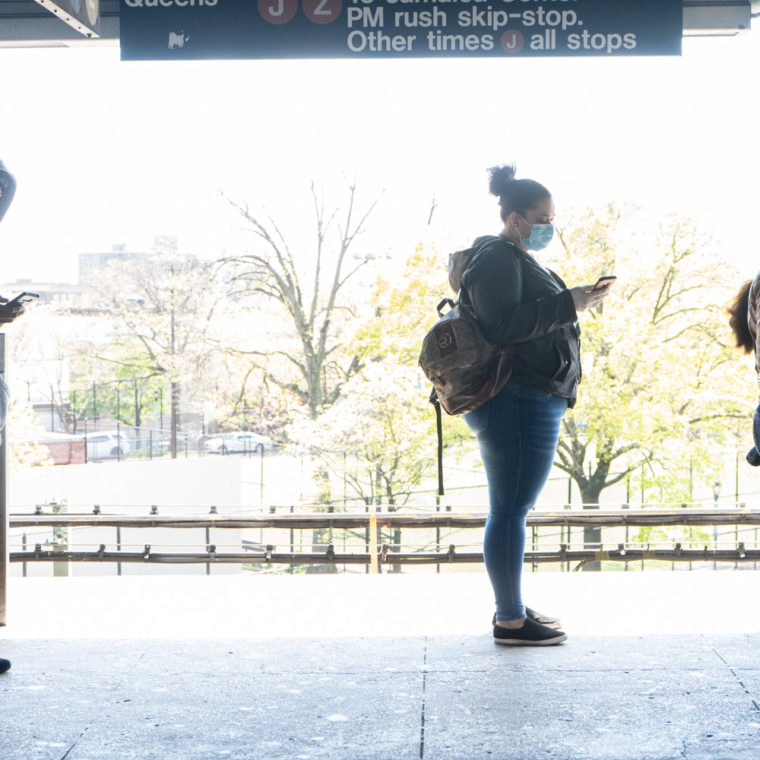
[0,0,757,47]
[0,0,119,45]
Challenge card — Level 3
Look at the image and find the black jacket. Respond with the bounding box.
[461,235,581,405]
[0,161,16,224]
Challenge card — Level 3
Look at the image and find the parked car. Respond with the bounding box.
[86,431,131,461]
[135,431,172,456]
[202,432,272,455]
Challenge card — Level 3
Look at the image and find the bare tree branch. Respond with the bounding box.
[220,179,381,418]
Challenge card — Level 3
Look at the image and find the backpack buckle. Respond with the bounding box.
[436,297,456,317]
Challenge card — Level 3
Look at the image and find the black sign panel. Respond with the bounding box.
[120,0,682,61]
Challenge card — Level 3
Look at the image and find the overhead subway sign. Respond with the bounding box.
[119,0,683,61]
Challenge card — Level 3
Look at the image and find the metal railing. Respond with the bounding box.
[7,505,760,572]
[10,543,760,570]
[9,506,760,529]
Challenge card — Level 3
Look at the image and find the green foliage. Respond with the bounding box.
[68,374,167,430]
[631,525,712,548]
[291,242,472,505]
[630,526,671,545]
[355,244,448,362]
[548,205,755,505]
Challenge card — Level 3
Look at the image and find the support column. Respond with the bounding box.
[0,334,8,626]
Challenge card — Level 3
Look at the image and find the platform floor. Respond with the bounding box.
[1,571,760,760]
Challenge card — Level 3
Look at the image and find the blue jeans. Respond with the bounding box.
[464,382,568,621]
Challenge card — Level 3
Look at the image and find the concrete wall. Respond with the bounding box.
[7,455,280,577]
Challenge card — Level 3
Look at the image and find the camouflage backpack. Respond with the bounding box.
[418,240,514,494]
[419,241,513,416]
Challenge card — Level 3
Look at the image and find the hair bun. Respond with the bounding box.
[488,164,517,197]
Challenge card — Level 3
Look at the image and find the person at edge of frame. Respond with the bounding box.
[0,159,28,675]
[460,163,613,646]
[727,272,760,466]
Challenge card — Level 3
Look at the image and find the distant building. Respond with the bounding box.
[78,244,151,286]
[78,238,181,286]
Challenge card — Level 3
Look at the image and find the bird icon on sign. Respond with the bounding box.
[168,32,190,50]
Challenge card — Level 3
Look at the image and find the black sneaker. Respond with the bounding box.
[492,607,562,630]
[493,617,567,646]
[0,658,10,674]
[526,606,562,629]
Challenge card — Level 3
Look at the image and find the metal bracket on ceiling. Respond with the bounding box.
[31,0,100,39]
[683,1,753,36]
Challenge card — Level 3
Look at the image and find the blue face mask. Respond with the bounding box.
[519,217,554,251]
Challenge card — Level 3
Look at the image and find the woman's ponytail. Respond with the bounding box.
[487,163,550,222]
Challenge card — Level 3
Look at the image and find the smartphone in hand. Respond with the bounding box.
[0,291,37,325]
[592,276,617,291]
[4,291,39,307]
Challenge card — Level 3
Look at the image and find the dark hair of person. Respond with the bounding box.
[727,279,754,353]
[488,164,551,221]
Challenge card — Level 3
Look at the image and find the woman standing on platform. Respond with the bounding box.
[460,164,613,646]
[728,272,760,465]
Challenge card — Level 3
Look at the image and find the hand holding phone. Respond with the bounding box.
[593,275,617,291]
[0,291,38,324]
[4,291,39,306]
[571,276,616,312]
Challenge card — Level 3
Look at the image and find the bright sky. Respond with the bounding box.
[0,30,759,284]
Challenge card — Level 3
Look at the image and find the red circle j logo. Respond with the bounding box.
[501,30,524,54]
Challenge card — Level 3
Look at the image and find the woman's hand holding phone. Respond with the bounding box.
[593,275,617,291]
[570,276,615,313]
[0,291,38,324]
